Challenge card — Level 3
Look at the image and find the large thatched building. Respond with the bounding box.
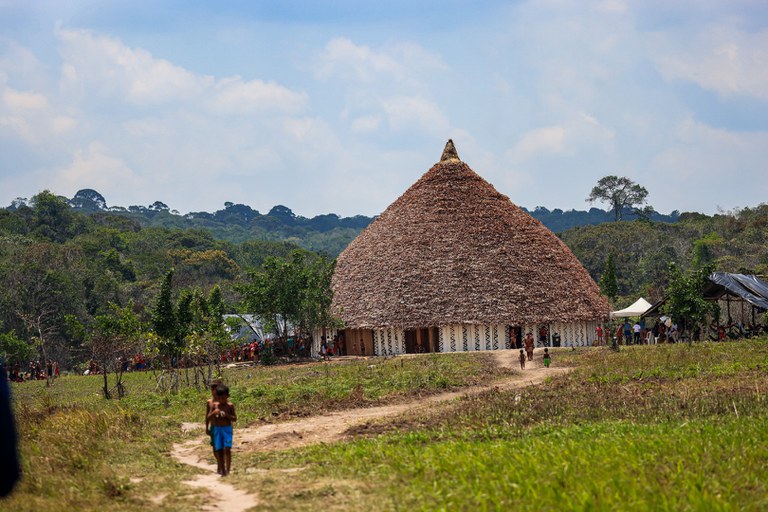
[330,140,610,355]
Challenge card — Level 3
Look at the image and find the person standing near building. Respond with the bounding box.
[623,320,632,345]
[524,332,535,362]
[633,322,642,344]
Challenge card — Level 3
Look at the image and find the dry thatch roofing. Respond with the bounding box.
[332,140,610,329]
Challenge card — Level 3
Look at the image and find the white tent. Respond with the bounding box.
[610,297,652,318]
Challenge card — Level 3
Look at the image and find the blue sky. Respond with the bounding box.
[1,0,766,217]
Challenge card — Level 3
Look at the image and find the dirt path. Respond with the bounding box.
[172,438,260,512]
[170,348,567,510]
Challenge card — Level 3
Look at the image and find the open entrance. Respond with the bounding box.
[404,329,417,354]
[343,328,373,356]
[405,328,436,353]
[509,326,523,349]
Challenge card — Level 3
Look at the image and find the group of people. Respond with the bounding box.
[597,318,679,346]
[518,332,552,369]
[222,335,313,364]
[8,361,59,382]
[319,333,363,359]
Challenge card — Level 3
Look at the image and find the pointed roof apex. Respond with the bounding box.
[440,139,460,162]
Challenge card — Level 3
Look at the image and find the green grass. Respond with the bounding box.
[4,353,498,510]
[230,340,768,511]
[275,418,767,511]
[5,342,768,511]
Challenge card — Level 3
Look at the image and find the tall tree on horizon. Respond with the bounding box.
[587,176,649,221]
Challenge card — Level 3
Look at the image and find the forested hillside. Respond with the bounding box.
[0,191,307,366]
[3,189,766,368]
[9,188,679,256]
[561,205,768,306]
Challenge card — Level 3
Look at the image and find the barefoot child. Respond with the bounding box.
[208,384,237,476]
[519,349,526,370]
[543,347,551,368]
[205,379,222,459]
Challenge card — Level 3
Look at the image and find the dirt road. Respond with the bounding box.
[170,348,566,510]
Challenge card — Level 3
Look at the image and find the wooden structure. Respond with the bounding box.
[331,140,610,354]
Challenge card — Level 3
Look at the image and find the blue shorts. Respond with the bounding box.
[212,425,233,451]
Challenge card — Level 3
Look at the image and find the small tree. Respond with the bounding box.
[664,263,717,341]
[587,176,649,221]
[151,269,186,392]
[88,302,145,399]
[152,269,184,366]
[599,253,619,303]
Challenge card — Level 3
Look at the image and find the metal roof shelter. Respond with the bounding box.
[642,272,768,318]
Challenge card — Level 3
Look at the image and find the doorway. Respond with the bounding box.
[404,329,417,354]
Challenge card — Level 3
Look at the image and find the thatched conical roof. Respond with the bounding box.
[332,140,610,329]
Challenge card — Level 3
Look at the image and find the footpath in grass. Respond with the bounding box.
[4,353,499,511]
[230,341,768,511]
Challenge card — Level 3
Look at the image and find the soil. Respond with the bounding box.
[169,348,567,511]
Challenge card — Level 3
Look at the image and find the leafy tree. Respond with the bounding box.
[85,302,145,399]
[181,286,231,386]
[599,253,619,303]
[663,263,717,341]
[0,241,86,378]
[587,176,649,221]
[237,251,338,341]
[298,256,341,335]
[0,331,35,365]
[30,190,87,242]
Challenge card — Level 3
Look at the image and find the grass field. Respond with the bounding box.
[4,353,500,511]
[4,341,768,511]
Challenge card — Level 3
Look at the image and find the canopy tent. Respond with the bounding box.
[610,297,652,318]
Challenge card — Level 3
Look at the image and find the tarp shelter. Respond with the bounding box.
[610,297,652,318]
[706,273,768,310]
[642,272,768,319]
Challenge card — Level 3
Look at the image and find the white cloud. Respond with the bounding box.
[350,115,381,133]
[57,27,208,105]
[3,88,48,110]
[509,126,566,159]
[209,77,307,114]
[56,28,307,114]
[315,37,404,82]
[53,142,136,194]
[382,96,449,134]
[649,117,768,211]
[654,26,768,100]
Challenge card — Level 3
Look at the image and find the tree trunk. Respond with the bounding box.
[102,370,111,399]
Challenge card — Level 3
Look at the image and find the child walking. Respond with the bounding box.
[207,383,237,476]
[205,379,222,458]
[519,349,526,370]
[543,348,551,368]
